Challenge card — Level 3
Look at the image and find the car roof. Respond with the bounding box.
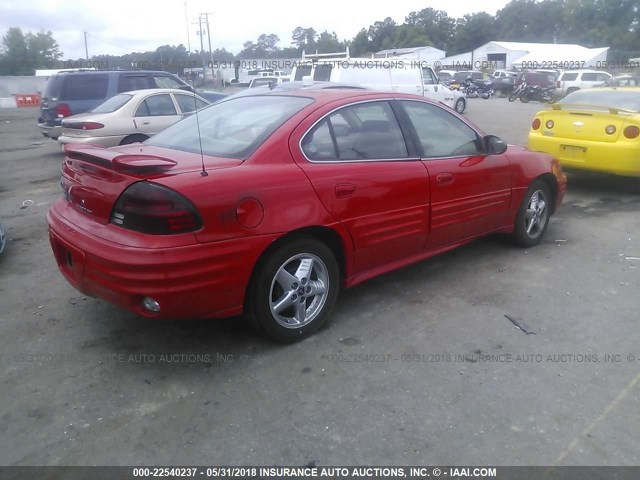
[221,87,431,104]
[117,88,204,97]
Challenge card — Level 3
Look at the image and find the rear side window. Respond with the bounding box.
[153,74,184,89]
[118,75,152,92]
[302,101,408,161]
[135,94,177,116]
[561,73,578,81]
[60,74,109,101]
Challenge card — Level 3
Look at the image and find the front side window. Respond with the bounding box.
[302,101,409,161]
[400,100,482,158]
[118,75,151,93]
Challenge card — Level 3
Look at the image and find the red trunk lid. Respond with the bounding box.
[60,144,241,224]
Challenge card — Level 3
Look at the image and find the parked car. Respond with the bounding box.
[516,71,557,89]
[291,59,467,113]
[491,71,518,97]
[48,89,566,342]
[38,70,194,140]
[57,89,210,147]
[0,217,6,255]
[528,87,640,177]
[604,75,640,87]
[555,70,613,97]
[248,77,289,89]
[436,69,458,86]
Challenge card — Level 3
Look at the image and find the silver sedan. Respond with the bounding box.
[57,88,210,147]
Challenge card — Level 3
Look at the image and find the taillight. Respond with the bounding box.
[605,125,616,135]
[56,103,72,117]
[545,120,554,129]
[64,122,104,130]
[623,126,640,139]
[110,182,202,234]
[532,118,541,130]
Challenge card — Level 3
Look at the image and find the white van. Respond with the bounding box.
[292,58,466,113]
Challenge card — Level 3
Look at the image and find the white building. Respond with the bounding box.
[441,41,609,70]
[375,46,446,65]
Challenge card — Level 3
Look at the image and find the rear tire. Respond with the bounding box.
[246,237,340,343]
[519,95,530,103]
[119,134,148,145]
[454,97,466,114]
[512,180,551,247]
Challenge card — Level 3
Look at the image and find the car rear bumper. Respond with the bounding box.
[529,135,640,177]
[38,123,62,140]
[58,134,126,147]
[47,200,275,320]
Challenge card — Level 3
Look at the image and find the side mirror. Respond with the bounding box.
[484,135,507,155]
[179,85,194,92]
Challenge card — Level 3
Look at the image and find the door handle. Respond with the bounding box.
[141,121,150,125]
[335,183,357,198]
[436,172,454,185]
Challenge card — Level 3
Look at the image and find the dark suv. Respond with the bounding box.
[38,70,193,140]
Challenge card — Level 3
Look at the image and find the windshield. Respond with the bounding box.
[559,89,640,112]
[91,94,133,113]
[146,95,313,159]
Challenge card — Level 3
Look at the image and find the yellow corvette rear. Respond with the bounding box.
[528,88,640,177]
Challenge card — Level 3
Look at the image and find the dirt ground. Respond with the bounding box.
[0,99,638,467]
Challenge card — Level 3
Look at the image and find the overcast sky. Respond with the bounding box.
[0,0,511,59]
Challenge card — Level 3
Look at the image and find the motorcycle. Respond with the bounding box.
[508,83,527,102]
[519,84,555,103]
[461,78,493,99]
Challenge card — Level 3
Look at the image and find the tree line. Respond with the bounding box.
[1,0,639,75]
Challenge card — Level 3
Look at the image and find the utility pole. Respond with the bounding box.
[184,1,191,53]
[204,13,215,84]
[191,16,207,84]
[84,32,89,60]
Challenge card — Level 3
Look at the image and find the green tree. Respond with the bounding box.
[0,27,30,74]
[405,8,454,50]
[451,13,495,54]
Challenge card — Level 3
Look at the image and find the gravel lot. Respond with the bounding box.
[0,97,638,466]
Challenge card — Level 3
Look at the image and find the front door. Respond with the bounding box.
[398,99,512,248]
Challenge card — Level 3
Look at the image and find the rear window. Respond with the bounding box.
[294,65,312,81]
[559,89,640,112]
[60,74,109,101]
[43,75,63,99]
[313,64,333,81]
[146,95,313,159]
[91,94,133,113]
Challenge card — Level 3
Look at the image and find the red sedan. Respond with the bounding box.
[47,87,567,342]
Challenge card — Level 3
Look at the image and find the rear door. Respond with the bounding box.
[133,93,181,135]
[389,65,424,95]
[292,99,430,273]
[398,99,512,247]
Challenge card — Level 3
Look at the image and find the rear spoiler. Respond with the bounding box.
[550,104,636,115]
[63,144,177,175]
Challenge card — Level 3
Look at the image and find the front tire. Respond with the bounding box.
[454,97,466,114]
[512,180,551,247]
[246,238,340,342]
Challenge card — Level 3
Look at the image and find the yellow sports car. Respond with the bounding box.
[528,87,640,177]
